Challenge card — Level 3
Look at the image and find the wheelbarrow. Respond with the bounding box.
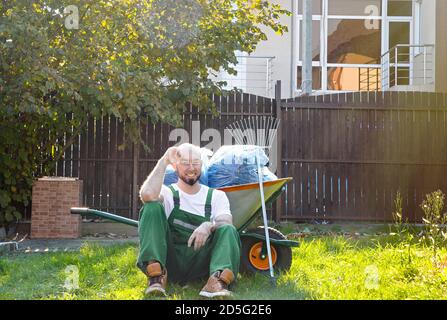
[71,177,298,274]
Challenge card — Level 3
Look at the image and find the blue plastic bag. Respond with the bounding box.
[261,166,278,182]
[206,145,277,188]
[163,165,179,185]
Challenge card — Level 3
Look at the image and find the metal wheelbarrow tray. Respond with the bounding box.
[71,177,298,274]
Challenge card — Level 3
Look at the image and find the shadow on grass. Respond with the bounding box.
[141,272,310,300]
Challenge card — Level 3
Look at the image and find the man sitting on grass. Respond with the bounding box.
[138,143,241,298]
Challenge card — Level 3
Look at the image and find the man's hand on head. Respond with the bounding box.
[163,146,180,166]
[139,147,180,203]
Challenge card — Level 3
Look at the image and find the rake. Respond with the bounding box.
[227,116,280,285]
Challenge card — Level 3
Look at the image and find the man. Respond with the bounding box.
[138,143,241,298]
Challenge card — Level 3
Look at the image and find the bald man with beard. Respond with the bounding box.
[137,143,241,298]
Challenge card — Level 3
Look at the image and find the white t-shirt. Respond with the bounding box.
[160,184,232,221]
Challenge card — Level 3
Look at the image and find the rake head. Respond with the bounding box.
[226,116,280,151]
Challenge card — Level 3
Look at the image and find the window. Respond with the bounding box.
[359,66,382,91]
[413,0,422,55]
[388,0,412,16]
[327,19,381,64]
[328,66,381,91]
[295,0,414,93]
[297,66,322,90]
[328,67,362,91]
[328,0,382,16]
[389,67,410,86]
[297,0,322,15]
[298,20,321,61]
[388,22,410,63]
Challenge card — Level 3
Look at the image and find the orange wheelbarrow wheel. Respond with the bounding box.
[240,226,293,274]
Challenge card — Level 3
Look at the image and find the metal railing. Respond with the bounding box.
[381,44,435,90]
[359,59,381,91]
[211,55,275,98]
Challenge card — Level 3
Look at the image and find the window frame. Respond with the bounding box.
[294,0,414,94]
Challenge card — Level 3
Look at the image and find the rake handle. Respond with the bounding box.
[256,147,275,280]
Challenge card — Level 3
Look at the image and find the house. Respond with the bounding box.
[225,0,447,98]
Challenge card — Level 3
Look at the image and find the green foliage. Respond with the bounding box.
[389,191,414,265]
[0,0,290,225]
[392,191,404,227]
[389,190,447,267]
[0,111,76,225]
[419,190,447,261]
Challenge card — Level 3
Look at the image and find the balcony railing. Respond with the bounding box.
[211,55,275,98]
[359,59,381,91]
[381,44,435,90]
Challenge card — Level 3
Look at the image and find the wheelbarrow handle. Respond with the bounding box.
[70,207,139,228]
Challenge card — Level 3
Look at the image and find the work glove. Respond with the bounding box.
[188,221,213,251]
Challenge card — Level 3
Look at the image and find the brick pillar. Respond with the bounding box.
[31,177,83,239]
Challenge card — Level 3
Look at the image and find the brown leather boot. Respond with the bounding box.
[199,269,234,298]
[145,261,168,296]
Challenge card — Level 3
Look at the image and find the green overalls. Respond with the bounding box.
[137,185,241,284]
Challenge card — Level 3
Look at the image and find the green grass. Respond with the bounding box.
[1,234,447,300]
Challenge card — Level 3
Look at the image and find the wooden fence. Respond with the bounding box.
[30,86,447,223]
[278,91,447,222]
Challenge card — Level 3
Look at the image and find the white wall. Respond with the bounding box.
[418,0,447,93]
[414,0,435,88]
[419,0,436,45]
[251,0,294,99]
[435,0,447,92]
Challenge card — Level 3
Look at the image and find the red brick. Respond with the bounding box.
[31,178,83,239]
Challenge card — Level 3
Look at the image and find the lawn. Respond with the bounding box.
[1,226,447,300]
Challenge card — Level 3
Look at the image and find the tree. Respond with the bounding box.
[0,0,290,224]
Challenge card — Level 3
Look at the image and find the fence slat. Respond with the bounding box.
[109,116,117,212]
[93,117,102,209]
[64,113,73,177]
[101,116,110,210]
[86,116,95,208]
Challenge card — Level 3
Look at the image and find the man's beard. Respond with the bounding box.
[179,173,201,186]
